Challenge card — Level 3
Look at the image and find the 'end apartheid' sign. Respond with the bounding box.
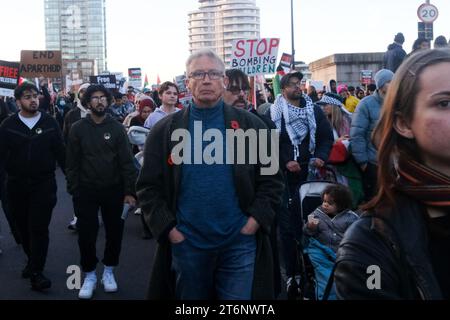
[231,38,280,76]
[20,50,62,78]
[0,60,20,97]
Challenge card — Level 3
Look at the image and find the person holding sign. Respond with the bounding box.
[0,82,66,291]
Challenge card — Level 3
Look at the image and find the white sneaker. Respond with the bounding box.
[78,273,97,300]
[134,208,142,215]
[102,268,118,293]
[67,216,77,231]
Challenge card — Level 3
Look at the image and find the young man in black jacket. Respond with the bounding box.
[66,84,137,300]
[0,82,66,291]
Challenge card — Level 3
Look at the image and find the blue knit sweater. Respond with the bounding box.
[176,101,248,249]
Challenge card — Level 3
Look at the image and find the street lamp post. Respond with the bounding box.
[291,0,295,70]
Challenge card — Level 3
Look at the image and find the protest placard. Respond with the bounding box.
[0,60,20,97]
[128,68,142,89]
[175,74,187,93]
[230,38,280,76]
[279,52,293,73]
[360,70,373,85]
[20,50,62,78]
[89,75,117,90]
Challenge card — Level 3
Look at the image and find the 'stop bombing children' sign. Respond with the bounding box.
[20,51,62,78]
[230,38,280,76]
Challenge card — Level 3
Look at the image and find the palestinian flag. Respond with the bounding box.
[272,71,284,97]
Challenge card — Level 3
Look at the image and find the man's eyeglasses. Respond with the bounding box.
[90,96,108,102]
[228,86,250,95]
[287,81,302,88]
[189,70,224,80]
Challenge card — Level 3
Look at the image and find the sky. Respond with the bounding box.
[1,0,450,84]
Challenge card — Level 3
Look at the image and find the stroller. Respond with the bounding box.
[297,167,338,300]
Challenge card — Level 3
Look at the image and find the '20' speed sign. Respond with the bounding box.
[418,3,439,23]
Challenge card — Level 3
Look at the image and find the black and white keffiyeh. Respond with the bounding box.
[316,94,352,115]
[271,94,317,160]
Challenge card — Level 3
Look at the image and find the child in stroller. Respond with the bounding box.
[302,184,359,300]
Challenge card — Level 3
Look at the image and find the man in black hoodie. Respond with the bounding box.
[0,82,66,291]
[384,32,407,73]
[66,84,137,300]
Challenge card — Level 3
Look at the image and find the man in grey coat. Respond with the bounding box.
[350,69,394,201]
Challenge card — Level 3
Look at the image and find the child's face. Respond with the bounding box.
[322,194,338,215]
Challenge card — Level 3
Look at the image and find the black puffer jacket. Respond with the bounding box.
[334,196,444,300]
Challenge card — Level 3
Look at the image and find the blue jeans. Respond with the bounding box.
[171,233,256,300]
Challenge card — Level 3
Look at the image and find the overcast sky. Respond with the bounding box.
[2,0,450,84]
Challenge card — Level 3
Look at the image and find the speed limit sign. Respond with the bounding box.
[418,3,439,23]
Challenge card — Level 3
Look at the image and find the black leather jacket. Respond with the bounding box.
[334,195,444,300]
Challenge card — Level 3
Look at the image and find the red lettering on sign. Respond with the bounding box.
[269,39,280,55]
[247,39,258,57]
[0,66,18,78]
[256,39,268,56]
[234,40,246,58]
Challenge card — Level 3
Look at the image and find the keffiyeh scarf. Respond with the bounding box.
[271,94,316,160]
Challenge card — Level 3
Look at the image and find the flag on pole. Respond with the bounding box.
[272,67,285,97]
[144,74,149,88]
[156,74,161,85]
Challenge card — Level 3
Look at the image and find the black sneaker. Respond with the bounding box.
[141,230,153,240]
[22,264,31,279]
[286,277,300,300]
[30,272,52,291]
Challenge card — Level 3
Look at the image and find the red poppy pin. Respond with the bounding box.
[230,120,240,130]
[167,154,174,166]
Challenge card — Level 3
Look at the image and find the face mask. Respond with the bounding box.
[59,100,66,107]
